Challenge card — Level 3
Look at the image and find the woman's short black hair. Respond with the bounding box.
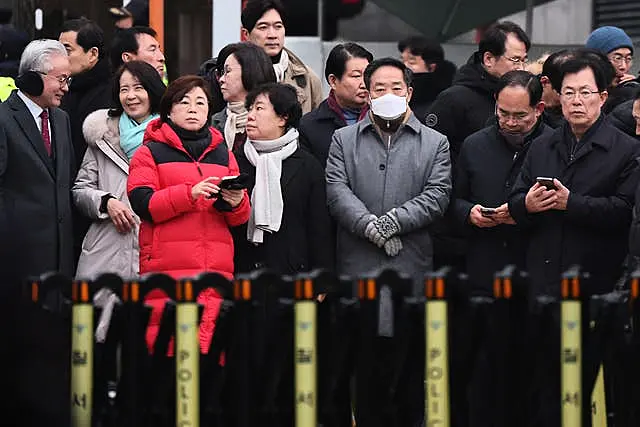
[160,75,213,122]
[559,55,610,93]
[245,83,302,130]
[217,42,276,93]
[109,60,167,118]
[324,42,373,83]
[363,57,412,90]
[496,70,543,107]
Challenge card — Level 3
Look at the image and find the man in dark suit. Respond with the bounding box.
[0,39,75,426]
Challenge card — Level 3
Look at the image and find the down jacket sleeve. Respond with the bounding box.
[221,151,251,227]
[127,144,197,224]
[325,131,374,237]
[394,135,452,233]
[72,147,110,220]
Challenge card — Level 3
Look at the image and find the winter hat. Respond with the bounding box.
[585,26,634,55]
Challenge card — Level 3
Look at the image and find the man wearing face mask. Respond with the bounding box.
[453,70,552,297]
[326,57,451,427]
[326,57,451,283]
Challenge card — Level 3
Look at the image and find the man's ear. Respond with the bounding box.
[122,52,133,63]
[539,75,550,87]
[240,27,250,42]
[483,51,495,70]
[406,86,413,104]
[535,101,545,115]
[426,63,437,73]
[88,47,99,64]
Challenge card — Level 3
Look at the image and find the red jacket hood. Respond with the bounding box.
[143,118,224,154]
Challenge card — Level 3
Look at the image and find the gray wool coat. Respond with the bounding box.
[326,112,452,281]
[72,109,140,279]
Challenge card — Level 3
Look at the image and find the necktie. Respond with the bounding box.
[40,110,51,157]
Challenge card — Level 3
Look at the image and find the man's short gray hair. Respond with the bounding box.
[18,39,68,76]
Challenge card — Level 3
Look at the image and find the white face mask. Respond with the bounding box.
[370,93,408,120]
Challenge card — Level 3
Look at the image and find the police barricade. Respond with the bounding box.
[14,266,640,427]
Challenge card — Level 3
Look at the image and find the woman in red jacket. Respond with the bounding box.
[127,75,250,353]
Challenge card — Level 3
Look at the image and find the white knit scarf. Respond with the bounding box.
[223,101,248,150]
[273,49,290,83]
[243,128,299,243]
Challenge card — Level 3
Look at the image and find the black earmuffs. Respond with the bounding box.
[15,70,44,96]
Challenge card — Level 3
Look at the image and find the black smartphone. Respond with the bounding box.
[218,173,250,190]
[536,177,557,190]
[481,207,497,217]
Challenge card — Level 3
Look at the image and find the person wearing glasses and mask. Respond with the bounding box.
[509,55,640,299]
[586,26,639,113]
[453,70,553,297]
[424,21,530,271]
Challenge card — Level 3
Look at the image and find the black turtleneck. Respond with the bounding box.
[271,50,282,64]
[168,120,211,160]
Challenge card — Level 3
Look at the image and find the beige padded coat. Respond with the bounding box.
[72,109,140,279]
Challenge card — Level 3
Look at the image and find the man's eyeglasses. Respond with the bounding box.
[37,71,72,87]
[560,90,601,100]
[503,56,528,66]
[609,54,633,65]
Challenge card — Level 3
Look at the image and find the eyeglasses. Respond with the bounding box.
[609,54,633,65]
[560,90,601,100]
[503,56,528,66]
[215,67,238,79]
[37,71,72,87]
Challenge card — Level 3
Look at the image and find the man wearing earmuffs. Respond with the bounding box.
[0,39,75,425]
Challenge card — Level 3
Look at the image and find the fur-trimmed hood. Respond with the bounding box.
[82,108,120,149]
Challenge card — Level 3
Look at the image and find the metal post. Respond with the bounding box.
[212,0,243,57]
[317,0,324,41]
[525,0,534,39]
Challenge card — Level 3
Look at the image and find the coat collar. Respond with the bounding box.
[280,147,304,190]
[358,110,422,136]
[283,47,308,78]
[7,91,55,178]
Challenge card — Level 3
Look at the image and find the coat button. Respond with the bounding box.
[379,164,385,171]
[254,262,264,269]
[544,259,550,265]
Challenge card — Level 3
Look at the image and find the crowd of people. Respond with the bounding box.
[2,0,640,423]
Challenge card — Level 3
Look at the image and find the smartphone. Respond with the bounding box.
[218,173,250,190]
[481,207,497,217]
[536,177,557,190]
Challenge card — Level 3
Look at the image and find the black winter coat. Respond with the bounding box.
[609,99,637,138]
[425,53,500,166]
[509,117,640,296]
[299,99,346,167]
[453,121,553,294]
[232,145,335,274]
[60,58,112,169]
[603,80,640,114]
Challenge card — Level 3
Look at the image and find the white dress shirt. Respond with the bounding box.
[17,90,52,139]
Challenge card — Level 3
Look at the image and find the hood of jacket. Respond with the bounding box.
[410,60,457,106]
[452,52,501,97]
[83,108,120,149]
[143,117,224,153]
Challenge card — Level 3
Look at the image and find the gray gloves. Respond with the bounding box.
[363,210,402,256]
[384,236,403,257]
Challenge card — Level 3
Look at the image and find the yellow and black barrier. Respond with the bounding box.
[294,277,317,427]
[561,269,582,427]
[424,272,450,427]
[71,280,94,427]
[17,267,640,427]
[175,279,200,427]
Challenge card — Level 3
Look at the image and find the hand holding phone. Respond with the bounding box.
[480,207,497,217]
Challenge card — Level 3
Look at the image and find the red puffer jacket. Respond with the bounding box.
[127,119,250,354]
